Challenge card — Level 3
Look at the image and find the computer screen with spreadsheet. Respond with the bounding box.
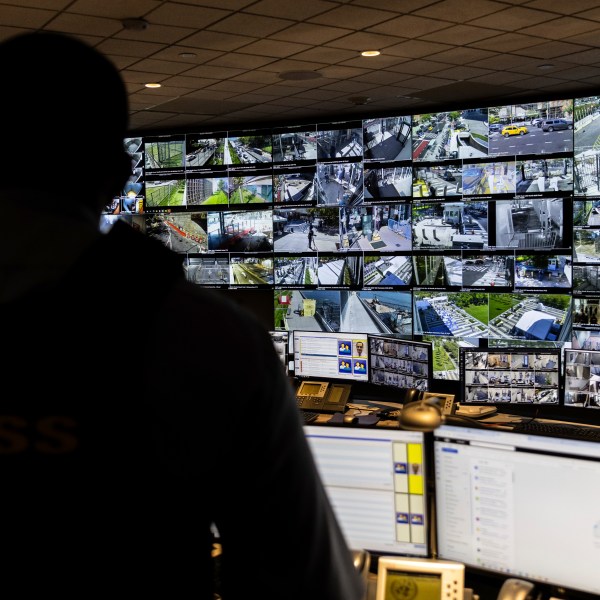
[433,424,600,599]
[304,425,430,557]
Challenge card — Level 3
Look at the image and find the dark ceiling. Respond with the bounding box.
[3,0,600,133]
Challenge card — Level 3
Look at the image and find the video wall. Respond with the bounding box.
[107,96,600,388]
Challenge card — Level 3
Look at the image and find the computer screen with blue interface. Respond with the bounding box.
[293,330,369,383]
[433,425,600,598]
[304,425,429,558]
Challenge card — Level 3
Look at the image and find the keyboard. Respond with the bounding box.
[301,410,320,425]
[511,420,600,442]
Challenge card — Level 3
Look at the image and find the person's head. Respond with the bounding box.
[356,341,364,355]
[0,31,131,212]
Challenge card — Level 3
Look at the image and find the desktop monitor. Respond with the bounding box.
[459,347,561,406]
[433,424,600,599]
[563,348,600,410]
[269,331,289,375]
[368,335,433,392]
[292,330,369,383]
[304,425,430,558]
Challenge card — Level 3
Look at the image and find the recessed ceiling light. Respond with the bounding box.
[538,63,555,71]
[361,50,380,57]
[179,52,197,58]
[278,70,322,80]
[145,83,162,88]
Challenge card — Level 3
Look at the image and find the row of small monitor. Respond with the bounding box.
[304,423,600,599]
[277,329,600,411]
[290,330,432,392]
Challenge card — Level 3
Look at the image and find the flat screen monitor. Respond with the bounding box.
[368,335,432,392]
[459,347,561,405]
[292,330,369,383]
[304,425,429,558]
[433,424,600,599]
[269,331,289,375]
[563,348,600,409]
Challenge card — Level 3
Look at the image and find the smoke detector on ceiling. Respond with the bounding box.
[349,96,371,105]
[122,18,148,31]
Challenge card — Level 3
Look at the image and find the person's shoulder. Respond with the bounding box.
[168,280,267,336]
[101,220,183,271]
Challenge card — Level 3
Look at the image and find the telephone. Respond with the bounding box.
[401,390,456,414]
[454,403,498,418]
[376,556,464,600]
[295,380,352,413]
[496,578,536,600]
[421,391,456,415]
[398,391,457,431]
[351,548,371,592]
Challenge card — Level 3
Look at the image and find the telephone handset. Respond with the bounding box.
[296,380,352,413]
[403,390,456,415]
[496,578,536,600]
[421,391,456,415]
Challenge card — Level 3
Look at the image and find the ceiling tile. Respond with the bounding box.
[526,0,600,12]
[520,16,600,38]
[421,24,501,45]
[467,6,562,30]
[367,14,450,38]
[97,38,166,57]
[179,63,247,79]
[0,5,55,28]
[242,0,336,20]
[514,40,592,59]
[469,32,548,52]
[426,47,498,64]
[125,58,197,75]
[384,40,454,59]
[47,13,123,36]
[179,30,257,51]
[270,22,352,45]
[325,31,407,51]
[207,52,277,69]
[413,0,508,21]
[235,38,313,58]
[207,12,294,37]
[308,4,394,28]
[144,3,230,29]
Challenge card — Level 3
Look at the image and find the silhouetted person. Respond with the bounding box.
[308,224,317,250]
[0,31,364,600]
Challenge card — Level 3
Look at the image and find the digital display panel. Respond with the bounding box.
[563,348,600,409]
[459,347,561,405]
[368,335,432,392]
[292,330,369,383]
[305,426,429,557]
[434,425,600,598]
[113,94,600,399]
